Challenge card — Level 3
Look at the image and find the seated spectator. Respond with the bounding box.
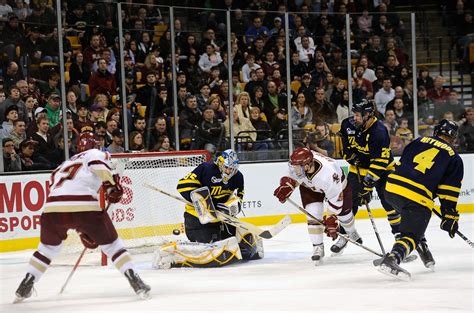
[353,64,374,103]
[198,44,222,74]
[83,34,103,69]
[18,138,52,170]
[21,26,44,65]
[91,48,116,75]
[132,116,147,136]
[196,83,211,111]
[3,86,26,124]
[129,131,145,152]
[26,107,46,137]
[310,57,330,88]
[290,51,309,81]
[263,81,285,122]
[194,106,224,153]
[250,86,266,112]
[261,50,281,80]
[417,66,434,90]
[107,128,125,153]
[386,86,411,113]
[395,117,413,146]
[146,116,173,151]
[245,16,269,45]
[207,66,224,94]
[249,106,273,147]
[179,95,202,150]
[241,54,261,83]
[37,72,60,99]
[208,94,226,122]
[2,137,21,172]
[152,135,173,152]
[44,93,61,128]
[16,80,29,99]
[336,90,350,124]
[383,108,398,136]
[417,85,436,125]
[305,121,335,157]
[74,103,94,132]
[234,91,252,120]
[271,108,288,140]
[88,58,117,98]
[298,73,317,104]
[2,62,23,92]
[298,36,316,66]
[49,135,73,167]
[225,106,257,153]
[458,108,474,152]
[355,56,377,83]
[106,108,122,129]
[0,15,24,61]
[313,87,337,124]
[69,52,91,87]
[393,98,413,126]
[435,90,466,122]
[428,76,450,107]
[88,102,104,125]
[1,105,18,139]
[30,116,54,159]
[374,76,394,115]
[291,92,313,129]
[9,119,26,149]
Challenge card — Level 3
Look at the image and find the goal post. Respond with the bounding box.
[56,150,212,266]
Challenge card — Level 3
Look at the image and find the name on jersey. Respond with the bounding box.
[420,137,455,156]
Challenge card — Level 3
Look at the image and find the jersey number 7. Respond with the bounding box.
[413,148,440,174]
[50,163,83,189]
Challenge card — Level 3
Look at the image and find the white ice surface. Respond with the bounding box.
[1,214,473,313]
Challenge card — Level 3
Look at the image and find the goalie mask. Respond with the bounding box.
[289,147,313,179]
[216,149,239,184]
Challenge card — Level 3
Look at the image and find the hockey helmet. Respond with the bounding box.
[216,149,239,184]
[434,119,458,140]
[290,147,313,166]
[352,99,375,115]
[77,132,99,153]
[289,147,313,179]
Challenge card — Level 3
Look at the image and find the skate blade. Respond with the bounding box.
[138,290,151,300]
[330,250,344,257]
[13,296,26,304]
[378,264,411,281]
[425,262,435,272]
[402,255,417,263]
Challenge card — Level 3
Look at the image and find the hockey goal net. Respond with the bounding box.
[55,150,211,266]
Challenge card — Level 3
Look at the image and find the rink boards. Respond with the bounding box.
[1,155,473,252]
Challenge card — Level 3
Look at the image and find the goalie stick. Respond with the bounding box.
[143,183,291,239]
[286,198,384,257]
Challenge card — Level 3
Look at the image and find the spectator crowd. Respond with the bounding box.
[1,0,473,172]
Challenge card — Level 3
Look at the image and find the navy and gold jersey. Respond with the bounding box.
[386,136,464,210]
[177,162,244,219]
[340,117,395,179]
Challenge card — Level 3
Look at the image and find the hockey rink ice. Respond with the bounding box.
[1,214,473,313]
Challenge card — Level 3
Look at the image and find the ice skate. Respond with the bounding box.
[330,231,362,255]
[124,269,151,299]
[416,239,435,271]
[377,254,411,281]
[14,273,35,303]
[311,243,324,265]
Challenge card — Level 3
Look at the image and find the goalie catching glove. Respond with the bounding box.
[274,176,298,203]
[102,174,124,204]
[323,215,339,240]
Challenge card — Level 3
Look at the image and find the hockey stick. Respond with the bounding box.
[355,166,386,255]
[431,208,474,248]
[59,246,87,294]
[286,198,383,257]
[143,182,291,239]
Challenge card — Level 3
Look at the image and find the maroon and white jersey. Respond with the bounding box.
[288,150,346,206]
[44,149,114,213]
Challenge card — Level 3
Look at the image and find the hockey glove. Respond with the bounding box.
[103,174,124,204]
[80,233,99,249]
[440,207,459,238]
[216,197,242,217]
[323,215,339,240]
[273,176,298,203]
[357,173,375,205]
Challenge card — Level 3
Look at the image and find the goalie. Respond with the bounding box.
[153,149,263,268]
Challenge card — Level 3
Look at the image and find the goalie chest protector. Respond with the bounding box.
[177,162,244,217]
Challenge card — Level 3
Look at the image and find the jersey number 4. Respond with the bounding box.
[413,148,440,174]
[50,163,83,189]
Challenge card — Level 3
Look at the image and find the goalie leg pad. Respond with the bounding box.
[190,187,219,224]
[152,237,242,269]
[236,228,264,260]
